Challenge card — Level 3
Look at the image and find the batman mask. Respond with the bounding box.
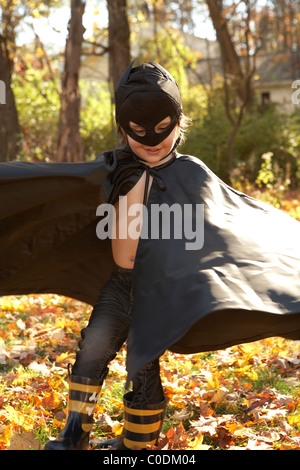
[115,61,183,147]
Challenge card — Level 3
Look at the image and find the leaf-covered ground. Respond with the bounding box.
[0,294,299,451]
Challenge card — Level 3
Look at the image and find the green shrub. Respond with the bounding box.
[12,65,300,191]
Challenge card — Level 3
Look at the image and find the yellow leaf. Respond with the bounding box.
[36,47,44,57]
[1,425,13,447]
[206,373,220,389]
[32,9,40,18]
[245,370,259,381]
[55,352,72,363]
[288,415,300,427]
[48,375,65,391]
[113,423,123,436]
[189,432,203,450]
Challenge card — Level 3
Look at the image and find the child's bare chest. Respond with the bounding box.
[111,171,153,268]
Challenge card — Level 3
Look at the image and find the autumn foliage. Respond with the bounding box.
[0,291,299,451]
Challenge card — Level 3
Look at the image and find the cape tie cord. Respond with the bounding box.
[107,150,177,207]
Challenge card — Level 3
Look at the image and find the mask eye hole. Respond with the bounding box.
[155,116,172,134]
[129,121,146,137]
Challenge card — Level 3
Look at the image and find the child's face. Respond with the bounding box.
[126,116,180,166]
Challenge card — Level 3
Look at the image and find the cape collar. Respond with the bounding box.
[108,148,177,206]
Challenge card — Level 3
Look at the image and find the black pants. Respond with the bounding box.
[72,263,164,407]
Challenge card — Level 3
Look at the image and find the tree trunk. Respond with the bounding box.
[206,0,251,106]
[0,35,20,162]
[107,0,131,93]
[107,0,130,142]
[206,0,256,179]
[56,0,86,162]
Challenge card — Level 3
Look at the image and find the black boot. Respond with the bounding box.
[91,391,166,450]
[117,391,167,450]
[91,358,166,450]
[44,371,107,450]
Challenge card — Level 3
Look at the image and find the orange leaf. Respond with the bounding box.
[166,426,175,439]
[200,403,215,417]
[113,423,123,436]
[216,426,235,448]
[41,391,63,411]
[52,419,63,428]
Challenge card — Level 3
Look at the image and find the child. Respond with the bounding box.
[1,62,300,451]
[45,61,185,450]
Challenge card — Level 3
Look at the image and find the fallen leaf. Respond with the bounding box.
[287,415,300,427]
[173,408,191,420]
[7,431,41,450]
[246,438,273,450]
[211,387,228,404]
[1,294,300,451]
[216,426,235,448]
[41,390,63,411]
[189,432,211,450]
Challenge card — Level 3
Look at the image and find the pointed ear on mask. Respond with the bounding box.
[116,60,135,91]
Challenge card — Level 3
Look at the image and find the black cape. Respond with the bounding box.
[1,149,300,382]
